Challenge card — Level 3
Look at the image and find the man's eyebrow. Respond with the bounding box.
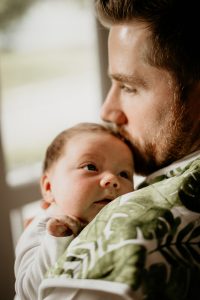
[109,73,148,88]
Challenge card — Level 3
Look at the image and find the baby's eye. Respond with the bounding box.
[119,171,130,179]
[83,164,98,172]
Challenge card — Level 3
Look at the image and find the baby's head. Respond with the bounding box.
[41,122,134,222]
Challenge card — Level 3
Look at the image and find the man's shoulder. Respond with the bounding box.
[138,153,200,188]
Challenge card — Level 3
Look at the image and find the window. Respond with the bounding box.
[0,2,103,297]
[0,0,101,186]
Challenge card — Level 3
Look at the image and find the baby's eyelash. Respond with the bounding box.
[119,171,132,180]
[82,163,98,172]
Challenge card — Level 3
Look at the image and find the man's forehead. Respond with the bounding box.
[109,22,150,43]
[108,23,152,82]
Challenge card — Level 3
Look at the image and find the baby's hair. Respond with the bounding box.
[43,122,129,173]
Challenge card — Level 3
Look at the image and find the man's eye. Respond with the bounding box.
[83,164,97,171]
[119,171,130,179]
[120,84,137,94]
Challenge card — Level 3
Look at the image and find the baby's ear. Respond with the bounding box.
[40,173,54,204]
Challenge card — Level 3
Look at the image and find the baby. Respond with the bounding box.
[14,122,134,300]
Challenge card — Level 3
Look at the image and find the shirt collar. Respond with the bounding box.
[145,150,200,184]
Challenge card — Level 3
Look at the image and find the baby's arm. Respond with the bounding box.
[14,212,86,300]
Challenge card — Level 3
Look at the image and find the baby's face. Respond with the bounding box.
[47,131,134,222]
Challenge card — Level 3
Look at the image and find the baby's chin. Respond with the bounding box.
[82,210,102,223]
[85,202,113,223]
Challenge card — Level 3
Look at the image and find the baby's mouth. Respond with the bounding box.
[94,198,114,205]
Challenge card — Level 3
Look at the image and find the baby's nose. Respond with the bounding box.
[100,174,120,190]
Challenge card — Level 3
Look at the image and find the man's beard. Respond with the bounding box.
[118,101,194,176]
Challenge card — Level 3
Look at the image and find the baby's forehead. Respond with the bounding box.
[68,129,114,141]
[68,130,126,147]
[65,130,134,165]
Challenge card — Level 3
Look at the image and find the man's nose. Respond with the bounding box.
[100,173,120,190]
[101,108,127,125]
[100,89,127,125]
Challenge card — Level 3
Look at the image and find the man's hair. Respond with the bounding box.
[95,0,200,93]
[43,122,127,172]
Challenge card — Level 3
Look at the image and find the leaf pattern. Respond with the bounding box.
[178,168,200,212]
[46,157,200,299]
[150,216,200,267]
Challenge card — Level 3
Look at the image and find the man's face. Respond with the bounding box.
[45,132,134,222]
[101,22,197,175]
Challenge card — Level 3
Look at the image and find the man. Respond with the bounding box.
[39,1,200,299]
[98,0,200,176]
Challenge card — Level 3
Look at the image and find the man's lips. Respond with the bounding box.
[118,127,132,143]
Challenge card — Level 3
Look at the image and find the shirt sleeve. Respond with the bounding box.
[14,214,74,300]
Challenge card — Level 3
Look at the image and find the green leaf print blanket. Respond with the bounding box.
[45,156,200,299]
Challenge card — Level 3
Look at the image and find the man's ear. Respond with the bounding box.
[40,173,54,204]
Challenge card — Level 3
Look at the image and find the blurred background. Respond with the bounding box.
[0,0,109,298]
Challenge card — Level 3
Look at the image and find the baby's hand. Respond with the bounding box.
[41,200,50,210]
[47,215,87,237]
